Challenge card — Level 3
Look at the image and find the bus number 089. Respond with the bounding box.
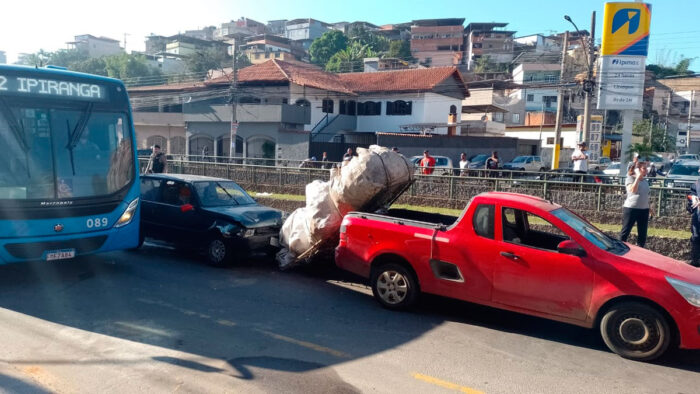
[87,218,109,228]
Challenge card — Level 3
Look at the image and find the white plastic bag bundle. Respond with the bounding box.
[330,145,413,215]
[277,146,413,269]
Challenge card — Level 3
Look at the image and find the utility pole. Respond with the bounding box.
[229,40,238,161]
[552,31,569,169]
[648,113,654,145]
[582,11,596,144]
[664,89,672,150]
[687,90,695,152]
[123,33,130,52]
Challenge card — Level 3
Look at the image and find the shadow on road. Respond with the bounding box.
[0,243,697,387]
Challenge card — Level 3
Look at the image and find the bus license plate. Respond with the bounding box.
[46,249,76,261]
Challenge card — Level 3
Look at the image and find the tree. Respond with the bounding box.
[646,57,695,78]
[386,40,413,61]
[325,42,377,73]
[632,118,675,153]
[48,49,89,68]
[309,30,348,67]
[473,56,507,73]
[347,27,390,53]
[184,47,232,78]
[72,57,109,76]
[17,49,51,67]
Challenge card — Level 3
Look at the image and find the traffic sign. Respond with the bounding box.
[601,2,652,56]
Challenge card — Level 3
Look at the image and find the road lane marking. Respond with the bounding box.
[412,373,484,394]
[255,329,351,359]
[216,319,237,327]
[114,322,175,338]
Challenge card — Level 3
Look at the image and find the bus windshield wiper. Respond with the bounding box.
[0,98,31,178]
[65,102,94,175]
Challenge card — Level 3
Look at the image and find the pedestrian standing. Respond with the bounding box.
[343,148,354,161]
[485,151,499,177]
[686,175,700,267]
[572,142,588,182]
[321,151,330,169]
[147,145,167,174]
[419,150,436,175]
[620,161,652,248]
[458,152,469,176]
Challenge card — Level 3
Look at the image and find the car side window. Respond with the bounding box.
[140,178,162,202]
[472,204,495,239]
[502,207,569,251]
[161,181,192,206]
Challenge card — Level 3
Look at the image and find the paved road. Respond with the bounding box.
[0,245,698,393]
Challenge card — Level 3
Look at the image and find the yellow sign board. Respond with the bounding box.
[601,2,652,56]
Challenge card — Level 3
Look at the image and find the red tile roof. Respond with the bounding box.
[131,60,469,97]
[128,81,206,93]
[338,66,468,96]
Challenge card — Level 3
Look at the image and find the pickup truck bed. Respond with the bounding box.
[348,209,457,230]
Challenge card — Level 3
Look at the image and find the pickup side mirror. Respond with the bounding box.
[557,240,586,257]
[180,203,194,213]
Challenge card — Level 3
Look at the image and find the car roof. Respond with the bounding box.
[142,173,230,183]
[673,160,700,166]
[474,192,561,212]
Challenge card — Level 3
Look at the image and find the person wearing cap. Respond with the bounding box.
[572,142,588,173]
[419,150,436,175]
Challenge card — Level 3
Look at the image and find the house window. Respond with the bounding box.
[493,112,504,122]
[295,98,310,107]
[339,100,346,115]
[274,52,281,58]
[544,96,557,108]
[512,113,520,123]
[347,100,356,116]
[386,100,412,116]
[449,105,457,115]
[527,94,534,102]
[322,99,334,113]
[357,101,381,116]
[546,137,563,145]
[545,74,557,83]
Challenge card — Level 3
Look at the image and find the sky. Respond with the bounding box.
[1,0,698,67]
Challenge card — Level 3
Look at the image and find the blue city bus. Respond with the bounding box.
[0,65,140,263]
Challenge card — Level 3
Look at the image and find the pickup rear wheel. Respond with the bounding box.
[371,263,418,310]
[600,302,671,361]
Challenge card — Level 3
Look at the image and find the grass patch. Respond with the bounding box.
[252,192,691,239]
[250,192,305,202]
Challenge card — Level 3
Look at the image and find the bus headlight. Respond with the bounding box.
[115,198,139,228]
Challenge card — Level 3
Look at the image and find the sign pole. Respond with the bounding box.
[552,31,569,170]
[620,110,635,177]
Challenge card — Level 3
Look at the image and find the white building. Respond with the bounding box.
[67,35,123,58]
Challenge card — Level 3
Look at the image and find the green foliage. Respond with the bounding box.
[72,57,109,76]
[347,27,390,53]
[632,118,675,153]
[17,50,51,67]
[325,42,377,73]
[646,57,695,78]
[48,49,89,67]
[473,56,508,73]
[184,47,232,76]
[386,40,413,61]
[103,53,161,84]
[309,30,348,67]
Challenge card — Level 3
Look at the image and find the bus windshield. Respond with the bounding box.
[0,101,133,200]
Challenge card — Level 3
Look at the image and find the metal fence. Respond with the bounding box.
[138,158,691,219]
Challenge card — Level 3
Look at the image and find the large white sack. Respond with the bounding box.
[330,145,413,215]
[305,180,343,240]
[279,207,314,257]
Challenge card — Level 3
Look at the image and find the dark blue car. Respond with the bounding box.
[138,174,284,266]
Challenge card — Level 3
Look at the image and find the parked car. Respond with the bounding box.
[502,155,546,172]
[139,174,284,266]
[544,169,612,184]
[603,162,621,176]
[467,154,490,170]
[664,160,700,189]
[674,154,700,164]
[591,157,612,170]
[639,154,667,174]
[409,155,454,175]
[335,192,700,361]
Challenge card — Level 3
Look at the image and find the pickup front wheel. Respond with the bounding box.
[371,263,419,310]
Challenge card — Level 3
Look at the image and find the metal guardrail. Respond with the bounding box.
[138,158,691,218]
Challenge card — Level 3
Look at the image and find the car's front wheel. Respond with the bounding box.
[206,236,231,267]
[371,263,419,310]
[600,302,672,361]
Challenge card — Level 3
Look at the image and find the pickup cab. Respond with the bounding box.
[335,192,700,361]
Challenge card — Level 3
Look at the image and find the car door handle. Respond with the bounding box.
[500,251,520,260]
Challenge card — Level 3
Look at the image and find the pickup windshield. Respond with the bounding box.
[551,208,629,254]
[0,101,133,200]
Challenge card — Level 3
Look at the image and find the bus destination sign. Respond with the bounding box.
[0,75,108,101]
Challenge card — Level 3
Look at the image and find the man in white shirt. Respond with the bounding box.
[458,152,469,176]
[572,142,589,173]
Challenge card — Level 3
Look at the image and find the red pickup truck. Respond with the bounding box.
[335,192,700,361]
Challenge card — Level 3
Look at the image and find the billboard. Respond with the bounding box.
[600,2,652,56]
[597,2,651,111]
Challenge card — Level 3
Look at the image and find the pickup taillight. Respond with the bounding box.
[339,220,349,244]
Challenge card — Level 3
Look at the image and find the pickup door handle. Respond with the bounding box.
[500,251,520,260]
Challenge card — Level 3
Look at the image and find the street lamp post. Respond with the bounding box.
[564,13,596,144]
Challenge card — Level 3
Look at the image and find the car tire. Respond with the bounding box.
[600,302,672,361]
[206,236,231,267]
[370,263,419,310]
[539,167,546,172]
